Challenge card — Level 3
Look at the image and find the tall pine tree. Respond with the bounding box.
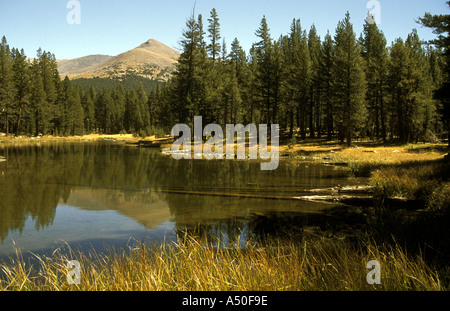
[332,12,367,146]
[418,3,450,148]
[207,8,221,62]
[0,36,15,134]
[360,19,389,143]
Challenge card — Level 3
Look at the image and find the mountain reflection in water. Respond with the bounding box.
[0,142,368,257]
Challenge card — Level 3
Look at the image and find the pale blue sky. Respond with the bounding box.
[0,0,448,60]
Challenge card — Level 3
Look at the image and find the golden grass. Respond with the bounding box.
[0,236,444,291]
[281,141,447,178]
[0,133,139,144]
[371,161,450,209]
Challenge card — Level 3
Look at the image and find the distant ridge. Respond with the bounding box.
[57,39,180,82]
[57,55,114,77]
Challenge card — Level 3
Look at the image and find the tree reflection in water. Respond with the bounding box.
[0,142,366,253]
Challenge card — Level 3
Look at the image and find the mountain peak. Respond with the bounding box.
[138,39,166,49]
[57,38,180,81]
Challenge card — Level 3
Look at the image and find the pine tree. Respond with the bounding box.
[361,19,389,143]
[247,45,259,124]
[426,46,446,137]
[229,38,250,124]
[156,81,176,132]
[173,11,208,125]
[111,85,126,133]
[148,85,160,127]
[229,38,247,71]
[0,36,15,134]
[30,58,49,136]
[11,48,30,135]
[318,31,335,141]
[69,85,85,136]
[124,89,143,133]
[95,89,115,133]
[254,16,275,125]
[283,19,311,139]
[38,49,59,107]
[221,38,228,62]
[389,38,414,143]
[222,63,243,124]
[405,29,435,143]
[82,86,96,133]
[418,3,450,148]
[61,77,84,135]
[137,83,150,133]
[207,8,221,62]
[308,25,321,138]
[332,12,367,146]
[271,37,284,125]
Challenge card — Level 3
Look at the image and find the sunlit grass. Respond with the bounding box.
[370,160,450,209]
[281,140,447,175]
[332,146,444,176]
[0,236,444,291]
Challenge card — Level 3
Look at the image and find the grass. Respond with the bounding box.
[0,133,170,144]
[284,140,450,208]
[371,160,450,208]
[0,236,445,291]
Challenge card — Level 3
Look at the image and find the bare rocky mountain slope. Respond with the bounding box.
[57,39,180,81]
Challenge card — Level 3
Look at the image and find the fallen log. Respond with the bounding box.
[156,188,339,204]
[297,194,425,210]
[322,161,349,167]
[139,139,172,148]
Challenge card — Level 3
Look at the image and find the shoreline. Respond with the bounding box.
[1,134,447,165]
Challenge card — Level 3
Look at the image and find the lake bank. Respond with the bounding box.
[0,133,153,144]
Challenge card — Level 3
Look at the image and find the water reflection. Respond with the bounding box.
[0,142,367,255]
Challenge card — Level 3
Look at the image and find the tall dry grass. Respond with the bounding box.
[370,160,450,210]
[0,236,444,291]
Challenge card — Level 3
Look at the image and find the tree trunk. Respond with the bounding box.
[346,126,352,147]
[15,107,22,136]
[380,88,386,144]
[309,92,315,139]
[289,109,294,138]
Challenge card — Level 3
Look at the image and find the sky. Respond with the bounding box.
[0,0,448,60]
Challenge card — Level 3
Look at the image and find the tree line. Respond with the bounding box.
[164,8,448,146]
[0,7,448,146]
[0,38,162,137]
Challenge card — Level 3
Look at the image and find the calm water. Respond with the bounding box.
[0,142,368,258]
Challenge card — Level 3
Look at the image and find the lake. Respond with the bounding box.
[0,142,369,259]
